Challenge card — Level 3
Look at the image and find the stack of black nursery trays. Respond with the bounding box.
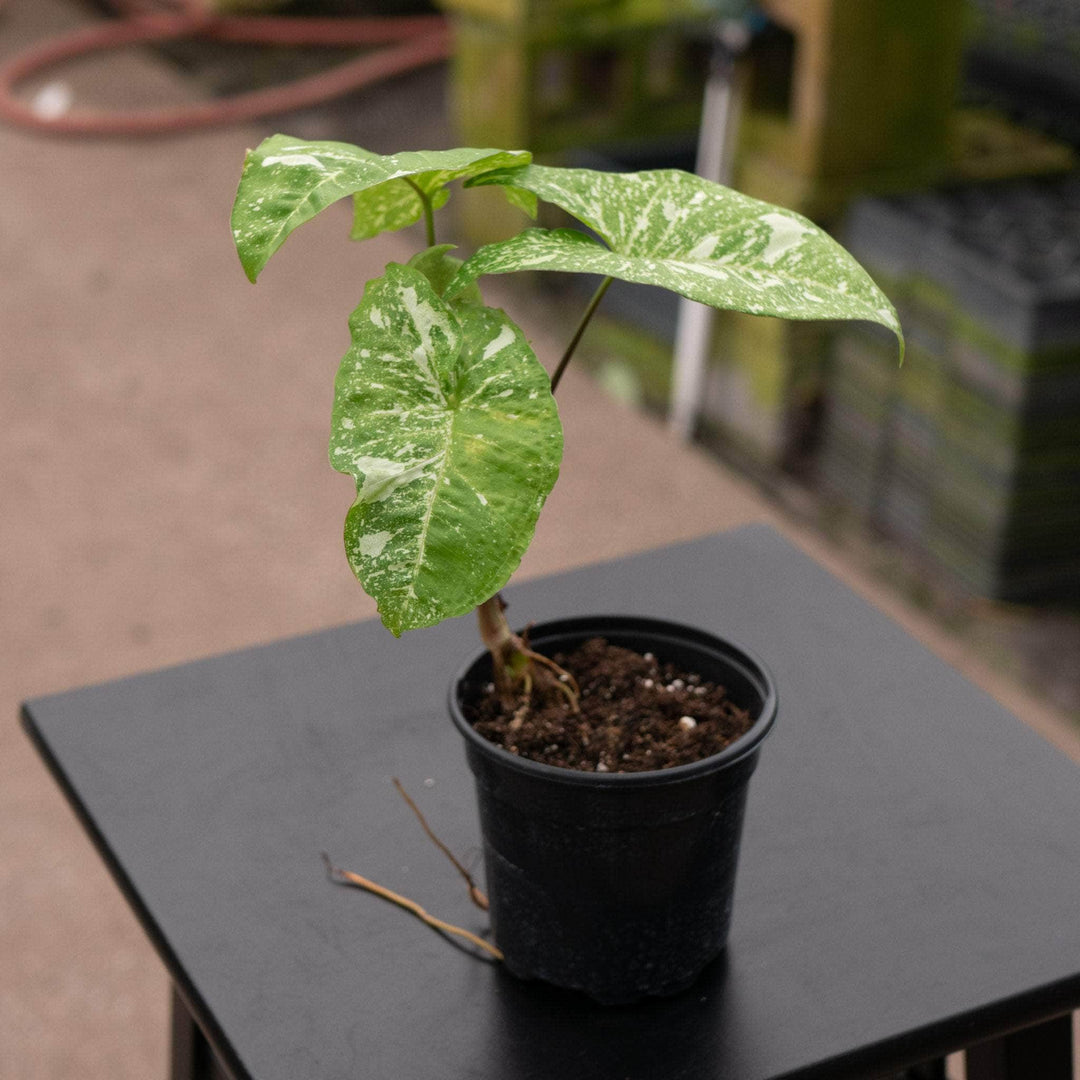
[819,172,1080,600]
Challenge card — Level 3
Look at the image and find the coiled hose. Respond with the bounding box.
[0,0,451,136]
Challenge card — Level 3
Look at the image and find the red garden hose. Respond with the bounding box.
[0,0,451,136]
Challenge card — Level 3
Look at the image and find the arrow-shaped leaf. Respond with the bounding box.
[456,165,903,351]
[330,262,562,635]
[404,243,483,306]
[231,136,530,281]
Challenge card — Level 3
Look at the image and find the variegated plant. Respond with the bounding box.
[232,136,902,704]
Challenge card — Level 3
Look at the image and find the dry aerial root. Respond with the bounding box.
[321,853,503,962]
[477,595,581,717]
[391,777,488,911]
[320,778,502,962]
[510,642,581,715]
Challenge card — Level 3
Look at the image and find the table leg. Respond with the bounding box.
[170,985,230,1080]
[966,1014,1073,1080]
[896,1060,946,1079]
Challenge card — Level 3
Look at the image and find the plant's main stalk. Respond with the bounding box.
[476,594,524,700]
[476,595,579,713]
[474,276,616,711]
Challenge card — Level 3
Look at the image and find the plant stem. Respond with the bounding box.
[472,277,613,704]
[550,275,613,394]
[476,594,523,701]
[405,177,436,247]
[475,594,580,711]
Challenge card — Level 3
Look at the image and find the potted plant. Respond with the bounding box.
[231,137,902,1003]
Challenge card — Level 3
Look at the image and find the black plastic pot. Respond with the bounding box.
[448,615,778,1005]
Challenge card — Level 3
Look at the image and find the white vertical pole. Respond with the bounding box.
[669,24,749,441]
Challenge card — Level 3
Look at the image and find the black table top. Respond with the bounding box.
[22,526,1080,1080]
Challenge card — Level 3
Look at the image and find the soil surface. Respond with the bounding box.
[467,637,754,772]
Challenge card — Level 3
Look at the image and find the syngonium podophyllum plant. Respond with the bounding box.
[232,136,903,708]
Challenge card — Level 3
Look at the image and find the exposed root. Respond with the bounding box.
[392,777,488,911]
[321,853,503,962]
[524,643,580,709]
[476,594,580,718]
[508,701,530,732]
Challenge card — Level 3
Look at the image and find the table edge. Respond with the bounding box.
[20,704,250,1080]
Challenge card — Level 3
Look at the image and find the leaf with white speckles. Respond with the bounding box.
[456,165,903,353]
[405,244,483,306]
[330,263,562,635]
[231,137,530,282]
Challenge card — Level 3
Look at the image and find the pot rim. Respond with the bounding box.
[447,614,778,789]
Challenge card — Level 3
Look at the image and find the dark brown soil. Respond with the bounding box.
[466,638,754,773]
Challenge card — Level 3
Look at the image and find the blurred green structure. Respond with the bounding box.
[440,0,714,240]
[733,0,965,221]
[820,177,1080,600]
[443,0,711,151]
[696,0,1074,475]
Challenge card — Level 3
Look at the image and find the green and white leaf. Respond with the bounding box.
[349,154,530,243]
[330,263,562,636]
[231,136,530,281]
[404,244,483,305]
[456,165,903,350]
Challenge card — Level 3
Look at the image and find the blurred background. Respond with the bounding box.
[1,0,1078,1076]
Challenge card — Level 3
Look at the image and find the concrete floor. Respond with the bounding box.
[1,3,1077,1077]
